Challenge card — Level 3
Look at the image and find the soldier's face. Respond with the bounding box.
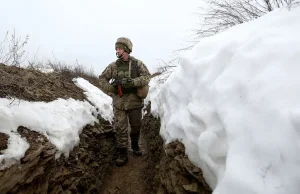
[116,47,125,57]
[116,47,129,60]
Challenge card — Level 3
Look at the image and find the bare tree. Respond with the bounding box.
[195,0,295,39]
[0,32,9,60]
[156,0,296,84]
[153,59,178,84]
[0,29,29,67]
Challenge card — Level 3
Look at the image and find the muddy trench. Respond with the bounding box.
[99,110,212,194]
[0,109,212,194]
[0,65,212,194]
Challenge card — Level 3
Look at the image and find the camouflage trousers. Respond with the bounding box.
[113,107,142,148]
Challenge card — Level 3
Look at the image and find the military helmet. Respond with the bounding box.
[115,37,133,53]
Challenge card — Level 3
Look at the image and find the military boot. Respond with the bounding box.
[116,147,128,167]
[131,140,142,156]
[113,147,120,160]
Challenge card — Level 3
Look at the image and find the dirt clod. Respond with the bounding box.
[0,133,9,152]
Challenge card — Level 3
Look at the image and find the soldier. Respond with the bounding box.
[98,37,151,167]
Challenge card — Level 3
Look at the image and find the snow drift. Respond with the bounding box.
[150,3,300,194]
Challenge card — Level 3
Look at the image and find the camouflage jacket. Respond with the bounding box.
[99,56,151,110]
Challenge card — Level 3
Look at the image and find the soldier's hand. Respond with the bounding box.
[108,85,117,94]
[121,78,134,88]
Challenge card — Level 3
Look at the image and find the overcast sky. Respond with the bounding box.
[0,0,201,74]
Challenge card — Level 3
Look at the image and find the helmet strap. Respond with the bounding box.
[116,51,124,59]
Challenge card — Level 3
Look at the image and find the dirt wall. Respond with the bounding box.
[141,109,212,194]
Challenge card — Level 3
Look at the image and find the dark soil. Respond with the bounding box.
[0,133,9,153]
[0,64,90,101]
[99,146,149,194]
[100,111,164,194]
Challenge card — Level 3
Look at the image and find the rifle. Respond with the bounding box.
[112,72,162,98]
[150,72,162,78]
[112,77,123,97]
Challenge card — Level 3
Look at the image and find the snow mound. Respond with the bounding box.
[0,98,97,169]
[151,4,300,194]
[73,77,113,123]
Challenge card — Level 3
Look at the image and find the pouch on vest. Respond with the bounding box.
[129,60,149,99]
[136,85,149,99]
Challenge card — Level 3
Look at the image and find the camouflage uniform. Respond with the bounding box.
[98,38,151,150]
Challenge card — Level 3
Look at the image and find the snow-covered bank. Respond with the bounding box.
[0,98,97,169]
[73,77,113,123]
[150,3,300,194]
[0,73,116,170]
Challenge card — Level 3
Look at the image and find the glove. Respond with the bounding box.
[107,85,117,94]
[121,78,135,88]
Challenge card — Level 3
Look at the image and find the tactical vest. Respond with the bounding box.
[115,59,139,94]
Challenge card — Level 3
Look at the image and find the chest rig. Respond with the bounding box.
[115,58,139,94]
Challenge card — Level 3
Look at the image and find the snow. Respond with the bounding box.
[149,3,300,194]
[0,129,29,170]
[0,2,300,194]
[39,68,54,73]
[73,77,113,123]
[0,98,98,165]
[0,76,114,170]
